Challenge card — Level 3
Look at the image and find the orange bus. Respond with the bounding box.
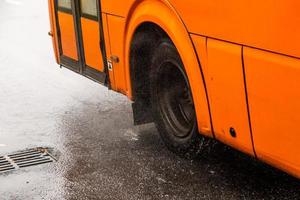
[48,0,300,179]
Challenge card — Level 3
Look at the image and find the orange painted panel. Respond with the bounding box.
[244,48,300,178]
[81,18,104,72]
[102,13,116,90]
[170,0,300,58]
[207,39,254,155]
[48,0,59,63]
[101,0,135,17]
[190,35,212,136]
[58,11,78,61]
[106,15,127,94]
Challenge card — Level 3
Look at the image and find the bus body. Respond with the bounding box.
[48,0,300,179]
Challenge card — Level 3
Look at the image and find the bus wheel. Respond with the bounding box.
[150,39,208,157]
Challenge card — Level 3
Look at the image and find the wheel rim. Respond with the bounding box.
[156,61,196,138]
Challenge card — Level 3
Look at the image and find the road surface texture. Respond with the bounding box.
[0,0,299,199]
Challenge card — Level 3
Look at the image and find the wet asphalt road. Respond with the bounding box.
[0,0,300,199]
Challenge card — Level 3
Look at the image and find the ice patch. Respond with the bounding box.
[124,129,139,141]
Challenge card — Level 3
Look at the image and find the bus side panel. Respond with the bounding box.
[101,0,135,17]
[102,13,116,90]
[206,39,254,156]
[169,0,300,58]
[106,15,128,95]
[190,35,212,136]
[48,0,59,63]
[244,48,300,178]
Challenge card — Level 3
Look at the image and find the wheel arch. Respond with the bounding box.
[124,0,213,137]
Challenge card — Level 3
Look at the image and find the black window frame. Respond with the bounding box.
[79,0,99,21]
[57,0,72,14]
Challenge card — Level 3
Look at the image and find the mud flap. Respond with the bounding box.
[132,101,153,126]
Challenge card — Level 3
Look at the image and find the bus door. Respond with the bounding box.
[55,0,108,84]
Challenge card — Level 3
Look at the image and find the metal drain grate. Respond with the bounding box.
[0,148,55,173]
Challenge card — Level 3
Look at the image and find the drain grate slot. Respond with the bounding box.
[16,157,51,165]
[0,160,15,172]
[19,160,53,168]
[0,148,55,174]
[9,151,40,158]
[0,167,15,172]
[0,162,11,167]
[14,156,47,163]
[0,160,10,164]
[0,161,11,166]
[12,154,41,162]
[0,166,14,171]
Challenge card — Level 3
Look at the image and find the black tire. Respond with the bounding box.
[150,39,208,157]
